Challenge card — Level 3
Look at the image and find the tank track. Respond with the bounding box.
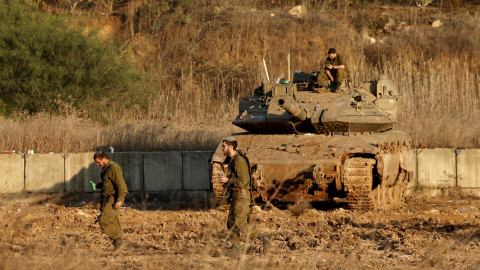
[343,156,410,210]
[343,158,376,210]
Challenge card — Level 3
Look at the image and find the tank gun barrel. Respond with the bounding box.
[278,99,307,122]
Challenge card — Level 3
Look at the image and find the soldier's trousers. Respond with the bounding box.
[317,69,348,85]
[99,196,123,241]
[227,190,259,244]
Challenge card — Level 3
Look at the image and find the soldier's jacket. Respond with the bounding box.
[98,161,128,202]
[325,53,349,75]
[227,153,251,191]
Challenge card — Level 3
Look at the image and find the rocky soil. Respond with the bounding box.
[2,196,480,269]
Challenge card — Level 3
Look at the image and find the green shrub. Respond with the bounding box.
[0,0,153,118]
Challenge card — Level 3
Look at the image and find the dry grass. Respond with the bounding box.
[0,114,243,153]
[1,1,479,152]
[390,55,480,148]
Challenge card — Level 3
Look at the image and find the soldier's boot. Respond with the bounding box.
[111,238,125,255]
[257,234,272,254]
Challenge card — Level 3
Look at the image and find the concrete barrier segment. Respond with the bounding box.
[456,149,480,188]
[182,151,214,190]
[144,152,182,191]
[64,152,99,192]
[109,152,143,192]
[25,154,65,193]
[0,154,25,193]
[416,149,456,188]
[408,187,463,198]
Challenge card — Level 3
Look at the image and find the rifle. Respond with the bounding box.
[215,188,232,209]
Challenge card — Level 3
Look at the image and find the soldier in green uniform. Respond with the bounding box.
[218,137,272,256]
[92,151,128,255]
[317,48,349,87]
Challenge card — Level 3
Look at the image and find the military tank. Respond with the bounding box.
[210,72,414,210]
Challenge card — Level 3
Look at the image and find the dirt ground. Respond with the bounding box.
[1,194,480,270]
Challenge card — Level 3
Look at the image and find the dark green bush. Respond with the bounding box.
[0,0,153,118]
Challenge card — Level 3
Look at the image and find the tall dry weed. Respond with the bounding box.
[391,55,480,148]
[1,1,479,151]
[0,114,241,153]
[363,13,480,148]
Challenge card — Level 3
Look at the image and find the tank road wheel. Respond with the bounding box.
[251,170,280,209]
[211,162,226,204]
[343,157,376,210]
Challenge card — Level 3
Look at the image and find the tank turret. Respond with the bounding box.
[233,75,403,135]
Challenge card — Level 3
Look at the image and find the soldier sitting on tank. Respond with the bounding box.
[317,48,350,89]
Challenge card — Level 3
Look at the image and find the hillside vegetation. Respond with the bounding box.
[0,0,479,152]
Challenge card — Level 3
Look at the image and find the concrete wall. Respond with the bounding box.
[417,149,456,188]
[3,149,480,198]
[182,151,214,190]
[109,152,143,192]
[64,152,144,192]
[65,152,99,192]
[144,152,183,191]
[0,155,24,193]
[456,149,480,196]
[1,151,213,194]
[25,154,65,192]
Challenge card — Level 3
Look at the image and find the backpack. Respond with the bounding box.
[236,149,255,205]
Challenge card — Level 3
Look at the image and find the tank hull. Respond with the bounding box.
[211,130,414,210]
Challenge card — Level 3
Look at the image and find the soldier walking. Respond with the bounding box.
[92,151,128,255]
[218,137,272,256]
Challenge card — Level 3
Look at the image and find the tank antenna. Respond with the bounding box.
[288,53,291,82]
[263,58,270,83]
